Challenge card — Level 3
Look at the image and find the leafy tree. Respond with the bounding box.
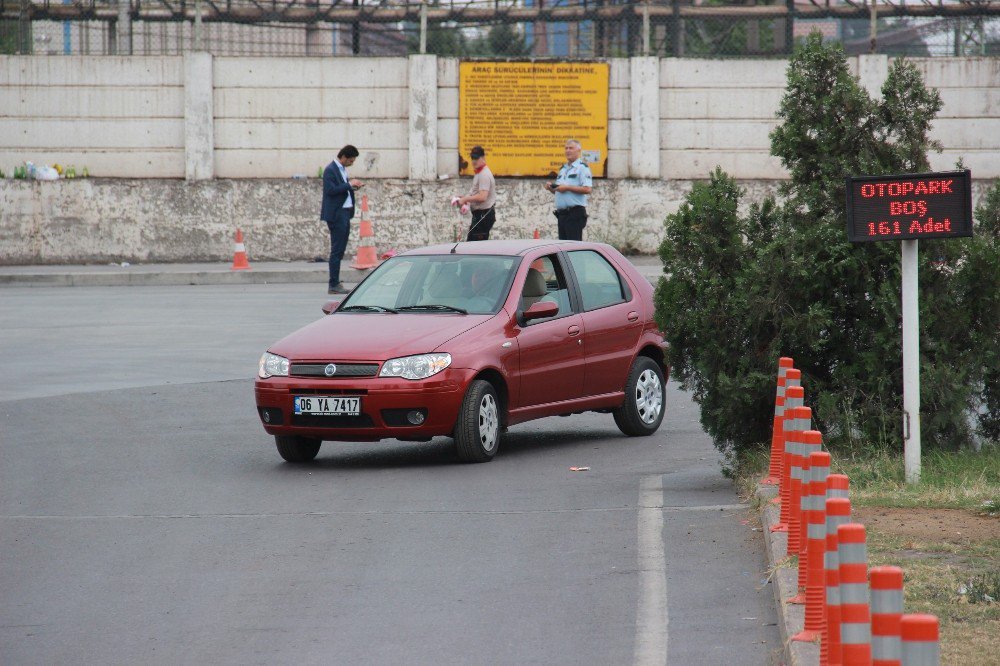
[408,24,470,56]
[469,24,531,57]
[656,32,999,463]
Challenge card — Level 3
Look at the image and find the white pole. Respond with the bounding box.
[902,239,921,483]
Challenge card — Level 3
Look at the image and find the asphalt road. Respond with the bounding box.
[0,284,778,665]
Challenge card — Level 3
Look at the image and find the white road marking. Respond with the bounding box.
[635,475,669,666]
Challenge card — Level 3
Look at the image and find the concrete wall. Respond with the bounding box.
[0,57,185,177]
[1,54,998,264]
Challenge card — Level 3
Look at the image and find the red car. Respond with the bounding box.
[255,240,668,463]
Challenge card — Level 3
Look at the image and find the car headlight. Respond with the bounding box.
[379,353,451,380]
[258,352,289,378]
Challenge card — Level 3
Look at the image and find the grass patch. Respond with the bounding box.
[828,445,1000,511]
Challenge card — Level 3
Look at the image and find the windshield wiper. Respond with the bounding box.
[339,304,398,313]
[397,304,468,314]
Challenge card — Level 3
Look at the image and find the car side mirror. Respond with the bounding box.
[522,300,558,321]
[321,299,343,315]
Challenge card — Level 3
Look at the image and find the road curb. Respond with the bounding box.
[757,483,820,666]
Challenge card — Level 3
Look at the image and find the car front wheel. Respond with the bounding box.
[613,357,665,436]
[275,435,322,463]
[454,379,502,463]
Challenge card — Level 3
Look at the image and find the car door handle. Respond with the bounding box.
[627,311,639,322]
[567,325,580,336]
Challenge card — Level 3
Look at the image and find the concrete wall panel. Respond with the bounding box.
[0,56,183,86]
[214,148,407,179]
[213,57,407,88]
[930,118,1000,150]
[213,119,407,151]
[437,118,458,149]
[662,149,783,180]
[662,59,788,88]
[662,119,777,150]
[911,57,1000,88]
[213,88,408,119]
[937,89,1000,118]
[0,151,184,178]
[2,118,183,149]
[662,88,783,119]
[3,87,183,119]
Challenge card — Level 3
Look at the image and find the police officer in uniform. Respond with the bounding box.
[545,139,593,241]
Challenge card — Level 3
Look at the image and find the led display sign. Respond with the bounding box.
[845,170,973,243]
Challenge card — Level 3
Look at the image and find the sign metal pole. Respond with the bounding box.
[901,239,921,483]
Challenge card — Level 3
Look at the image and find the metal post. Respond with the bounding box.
[419,0,427,54]
[869,0,877,54]
[117,0,131,55]
[194,0,203,50]
[642,1,650,56]
[902,239,921,483]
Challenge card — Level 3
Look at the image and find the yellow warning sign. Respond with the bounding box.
[459,61,609,178]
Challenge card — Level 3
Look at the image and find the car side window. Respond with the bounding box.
[520,255,573,325]
[567,250,628,311]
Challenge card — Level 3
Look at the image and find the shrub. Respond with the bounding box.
[656,32,1000,461]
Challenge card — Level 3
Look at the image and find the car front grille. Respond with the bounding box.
[290,363,379,378]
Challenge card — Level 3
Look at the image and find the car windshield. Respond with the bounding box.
[341,254,520,315]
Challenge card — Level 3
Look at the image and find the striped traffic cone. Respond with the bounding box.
[822,496,852,666]
[900,614,939,665]
[762,357,795,485]
[231,228,251,270]
[350,195,379,270]
[870,566,904,666]
[838,523,873,666]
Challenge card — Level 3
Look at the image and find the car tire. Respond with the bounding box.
[275,435,321,463]
[454,379,502,463]
[613,356,666,437]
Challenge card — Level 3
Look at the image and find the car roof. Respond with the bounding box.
[401,239,613,257]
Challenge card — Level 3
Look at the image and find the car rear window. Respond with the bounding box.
[567,250,628,311]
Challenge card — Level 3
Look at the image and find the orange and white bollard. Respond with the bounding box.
[793,447,831,632]
[785,406,814,557]
[762,357,795,485]
[773,384,805,531]
[789,433,824,605]
[900,614,939,666]
[870,566,904,666]
[827,473,850,500]
[771,369,803,507]
[822,496,852,666]
[838,523,872,666]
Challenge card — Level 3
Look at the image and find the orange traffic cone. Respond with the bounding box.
[231,228,251,270]
[350,195,379,270]
[533,228,540,239]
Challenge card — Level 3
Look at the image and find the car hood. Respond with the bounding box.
[268,312,498,361]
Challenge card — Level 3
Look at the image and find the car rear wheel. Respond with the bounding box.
[613,357,665,437]
[454,379,502,463]
[275,435,322,463]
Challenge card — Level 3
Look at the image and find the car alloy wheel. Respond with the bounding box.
[479,392,499,452]
[613,356,666,437]
[455,379,503,463]
[635,368,663,424]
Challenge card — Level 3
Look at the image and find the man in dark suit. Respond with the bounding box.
[321,144,363,294]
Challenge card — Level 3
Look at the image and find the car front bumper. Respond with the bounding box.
[253,368,474,442]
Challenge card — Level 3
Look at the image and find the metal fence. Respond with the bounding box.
[3,0,999,57]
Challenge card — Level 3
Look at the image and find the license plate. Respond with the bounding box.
[294,396,361,416]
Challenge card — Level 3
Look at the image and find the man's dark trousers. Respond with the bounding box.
[326,207,353,288]
[556,206,587,241]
